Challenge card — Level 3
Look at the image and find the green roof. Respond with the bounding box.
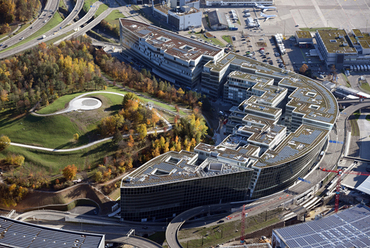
[296,31,311,39]
[317,29,356,54]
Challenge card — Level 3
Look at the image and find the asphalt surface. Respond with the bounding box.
[165,102,370,248]
[0,0,84,59]
[0,0,60,49]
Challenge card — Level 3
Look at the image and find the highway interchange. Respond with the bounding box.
[1,0,370,248]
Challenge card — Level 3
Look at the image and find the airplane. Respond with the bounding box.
[260,12,277,21]
[254,2,277,12]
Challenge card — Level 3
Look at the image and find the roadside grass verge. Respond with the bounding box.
[222,35,232,44]
[0,12,63,53]
[14,23,32,35]
[95,4,109,17]
[350,118,360,136]
[83,0,100,12]
[46,30,74,45]
[366,115,370,122]
[359,82,370,93]
[104,9,126,26]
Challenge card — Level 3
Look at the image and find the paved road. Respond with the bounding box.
[165,102,370,248]
[0,0,84,59]
[0,0,60,49]
[10,91,172,152]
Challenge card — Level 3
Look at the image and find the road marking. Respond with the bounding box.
[310,0,329,27]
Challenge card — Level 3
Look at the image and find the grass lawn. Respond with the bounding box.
[0,139,117,175]
[222,35,232,44]
[83,0,99,12]
[366,115,370,121]
[95,4,109,17]
[179,215,280,248]
[192,33,225,47]
[104,10,126,26]
[37,92,86,114]
[0,91,124,149]
[359,82,370,93]
[0,12,63,53]
[109,188,121,200]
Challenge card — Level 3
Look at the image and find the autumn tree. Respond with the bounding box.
[0,135,11,151]
[299,64,308,74]
[137,124,147,140]
[62,164,78,181]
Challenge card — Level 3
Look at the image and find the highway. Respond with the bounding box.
[337,98,370,104]
[0,0,84,60]
[0,0,60,49]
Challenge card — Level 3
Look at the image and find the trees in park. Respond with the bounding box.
[62,164,78,181]
[0,135,11,151]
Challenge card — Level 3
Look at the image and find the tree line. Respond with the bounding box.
[93,49,203,109]
[0,37,106,113]
[0,0,41,34]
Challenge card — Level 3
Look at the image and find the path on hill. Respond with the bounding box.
[10,91,172,152]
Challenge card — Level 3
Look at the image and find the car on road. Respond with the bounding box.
[20,37,24,40]
[43,20,46,23]
[235,50,240,52]
[0,44,2,47]
[30,26,32,29]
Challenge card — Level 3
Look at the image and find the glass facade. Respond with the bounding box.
[120,170,252,221]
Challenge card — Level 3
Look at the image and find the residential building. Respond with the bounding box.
[119,19,224,88]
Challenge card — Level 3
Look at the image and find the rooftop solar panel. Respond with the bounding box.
[274,205,370,248]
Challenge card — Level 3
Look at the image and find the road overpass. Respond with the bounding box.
[0,0,60,50]
[0,0,84,60]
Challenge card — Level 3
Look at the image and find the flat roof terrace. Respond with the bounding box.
[120,19,222,62]
[317,29,357,54]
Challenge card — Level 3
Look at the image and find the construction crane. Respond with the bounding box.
[319,167,370,213]
[225,194,291,243]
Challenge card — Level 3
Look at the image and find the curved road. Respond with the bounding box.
[10,91,172,152]
[17,210,162,248]
[165,102,370,248]
[0,0,60,49]
[0,0,84,59]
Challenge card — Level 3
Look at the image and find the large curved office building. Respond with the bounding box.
[119,22,338,221]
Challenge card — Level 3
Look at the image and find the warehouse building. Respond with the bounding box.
[208,10,228,30]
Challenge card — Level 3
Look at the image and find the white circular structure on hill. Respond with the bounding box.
[69,97,102,111]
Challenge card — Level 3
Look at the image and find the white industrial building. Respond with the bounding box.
[152,0,202,31]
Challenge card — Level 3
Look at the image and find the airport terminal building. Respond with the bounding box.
[120,49,338,220]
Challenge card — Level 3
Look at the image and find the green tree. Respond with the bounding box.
[0,135,11,151]
[94,171,103,182]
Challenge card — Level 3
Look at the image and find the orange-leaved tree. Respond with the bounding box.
[62,164,78,181]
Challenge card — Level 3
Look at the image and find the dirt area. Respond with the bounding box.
[14,183,113,214]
